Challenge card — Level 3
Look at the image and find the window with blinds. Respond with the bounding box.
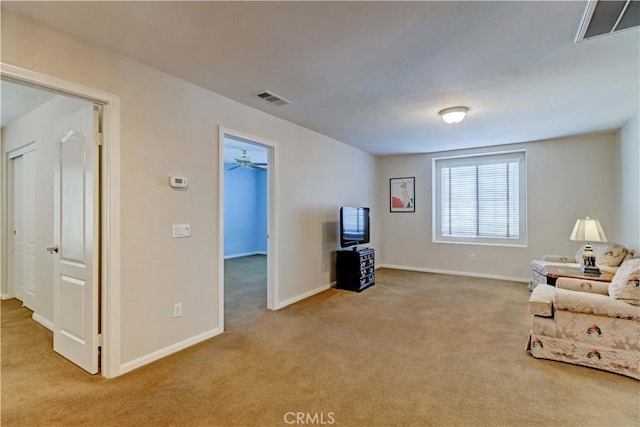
[433,151,527,246]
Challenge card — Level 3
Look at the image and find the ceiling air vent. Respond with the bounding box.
[256,90,291,106]
[576,0,639,42]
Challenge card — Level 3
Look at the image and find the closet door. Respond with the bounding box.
[11,148,37,310]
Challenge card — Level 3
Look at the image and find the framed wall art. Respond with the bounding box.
[390,177,415,212]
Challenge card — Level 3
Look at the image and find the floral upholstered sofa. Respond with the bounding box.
[529,243,635,290]
[526,258,640,379]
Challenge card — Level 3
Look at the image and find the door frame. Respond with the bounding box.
[0,63,121,378]
[218,126,279,329]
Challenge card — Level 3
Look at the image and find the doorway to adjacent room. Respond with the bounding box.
[219,129,278,331]
[1,64,121,378]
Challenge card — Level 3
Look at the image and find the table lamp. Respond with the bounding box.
[569,216,607,276]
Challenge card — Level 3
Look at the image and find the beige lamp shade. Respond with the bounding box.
[569,216,607,243]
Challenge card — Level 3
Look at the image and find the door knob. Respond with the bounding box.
[46,245,59,254]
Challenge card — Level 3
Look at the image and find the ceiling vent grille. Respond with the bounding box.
[576,0,639,42]
[256,90,291,106]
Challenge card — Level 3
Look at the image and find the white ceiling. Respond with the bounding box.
[223,135,268,165]
[3,1,638,155]
[1,80,56,127]
[1,79,267,164]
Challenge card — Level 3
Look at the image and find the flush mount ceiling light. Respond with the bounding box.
[438,106,469,124]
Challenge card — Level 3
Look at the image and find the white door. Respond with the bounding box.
[10,148,37,310]
[12,155,25,302]
[52,105,100,374]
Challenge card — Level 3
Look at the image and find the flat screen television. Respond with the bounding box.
[340,206,370,248]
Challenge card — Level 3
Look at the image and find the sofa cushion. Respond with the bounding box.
[608,259,640,306]
[530,284,555,317]
[555,277,609,295]
[542,255,575,263]
[575,243,629,267]
[555,287,640,320]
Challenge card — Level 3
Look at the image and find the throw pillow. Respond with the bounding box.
[574,243,628,267]
[608,259,640,306]
[622,249,636,263]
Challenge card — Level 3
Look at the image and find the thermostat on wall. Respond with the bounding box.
[170,176,188,188]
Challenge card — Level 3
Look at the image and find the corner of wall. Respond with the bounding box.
[616,112,640,251]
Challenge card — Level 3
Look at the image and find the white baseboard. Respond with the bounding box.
[1,293,12,300]
[118,328,223,376]
[224,251,267,260]
[32,313,54,331]
[378,264,529,283]
[274,283,333,310]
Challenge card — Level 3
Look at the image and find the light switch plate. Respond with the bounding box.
[172,224,191,238]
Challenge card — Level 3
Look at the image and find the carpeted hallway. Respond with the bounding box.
[1,261,639,426]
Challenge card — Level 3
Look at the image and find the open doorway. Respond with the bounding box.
[218,129,278,330]
[2,78,101,373]
[1,64,120,378]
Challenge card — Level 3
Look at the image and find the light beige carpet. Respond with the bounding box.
[2,259,639,426]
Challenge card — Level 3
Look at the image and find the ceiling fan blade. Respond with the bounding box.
[227,165,241,170]
[249,164,267,170]
[254,163,268,166]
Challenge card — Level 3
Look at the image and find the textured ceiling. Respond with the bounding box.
[2,1,638,155]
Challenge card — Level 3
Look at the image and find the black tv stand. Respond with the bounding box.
[336,248,375,292]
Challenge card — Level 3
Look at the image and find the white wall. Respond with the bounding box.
[1,95,91,323]
[377,132,619,281]
[1,11,378,369]
[615,112,640,251]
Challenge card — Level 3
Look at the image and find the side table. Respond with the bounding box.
[540,265,613,286]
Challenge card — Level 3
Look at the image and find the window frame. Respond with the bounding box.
[432,149,528,247]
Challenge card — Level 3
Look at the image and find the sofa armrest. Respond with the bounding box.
[555,288,640,320]
[556,277,609,295]
[529,284,555,317]
[542,255,574,263]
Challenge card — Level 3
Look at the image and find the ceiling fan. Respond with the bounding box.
[227,149,267,171]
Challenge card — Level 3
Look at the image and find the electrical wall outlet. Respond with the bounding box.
[173,303,182,318]
[470,254,477,261]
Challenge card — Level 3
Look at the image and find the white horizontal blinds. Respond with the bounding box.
[441,157,520,239]
[442,166,477,236]
[507,162,519,237]
[441,168,450,235]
